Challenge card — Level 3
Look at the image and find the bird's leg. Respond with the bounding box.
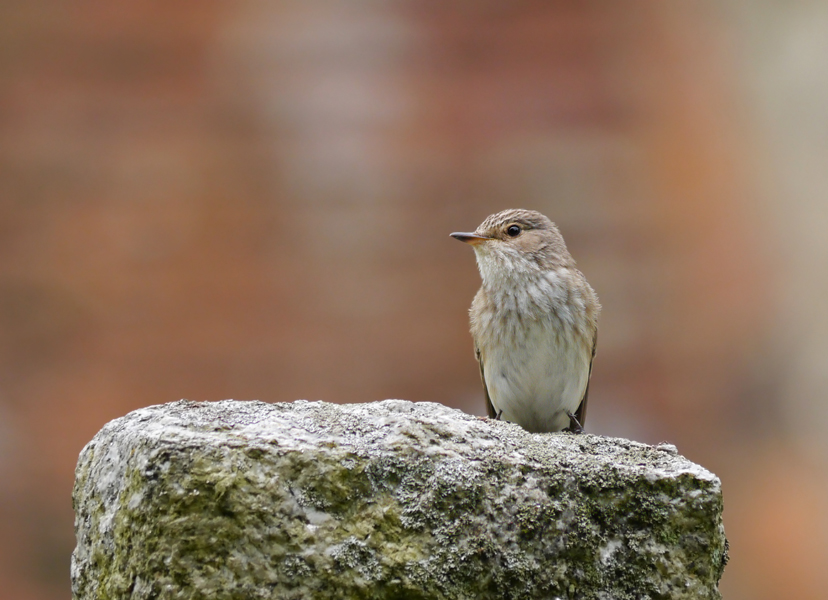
[564,411,583,434]
[477,408,504,422]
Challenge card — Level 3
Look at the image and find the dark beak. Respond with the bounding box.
[450,232,490,246]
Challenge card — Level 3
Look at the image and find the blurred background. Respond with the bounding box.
[1,1,827,598]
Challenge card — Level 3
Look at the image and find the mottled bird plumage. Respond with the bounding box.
[452,209,600,433]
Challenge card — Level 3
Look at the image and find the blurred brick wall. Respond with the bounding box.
[0,2,820,599]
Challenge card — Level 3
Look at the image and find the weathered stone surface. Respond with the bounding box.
[72,400,727,600]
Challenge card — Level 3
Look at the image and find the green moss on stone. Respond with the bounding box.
[72,400,727,600]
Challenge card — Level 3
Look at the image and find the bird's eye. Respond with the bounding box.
[506,225,521,237]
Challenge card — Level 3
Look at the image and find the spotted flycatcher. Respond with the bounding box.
[451,209,600,433]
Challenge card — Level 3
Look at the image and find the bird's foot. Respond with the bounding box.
[477,409,504,422]
[564,411,583,434]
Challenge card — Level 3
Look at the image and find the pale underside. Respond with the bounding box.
[477,317,592,432]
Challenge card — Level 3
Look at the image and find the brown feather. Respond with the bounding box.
[574,330,597,428]
[476,346,497,419]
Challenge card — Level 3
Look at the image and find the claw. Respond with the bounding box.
[564,411,583,434]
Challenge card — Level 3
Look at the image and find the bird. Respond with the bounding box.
[451,209,600,433]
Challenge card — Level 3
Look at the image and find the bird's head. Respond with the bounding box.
[451,209,573,285]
